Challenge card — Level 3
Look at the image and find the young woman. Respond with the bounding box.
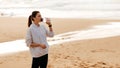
[26,11,54,68]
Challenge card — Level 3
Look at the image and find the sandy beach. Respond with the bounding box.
[0,17,120,68]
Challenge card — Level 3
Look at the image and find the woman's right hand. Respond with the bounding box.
[40,44,46,49]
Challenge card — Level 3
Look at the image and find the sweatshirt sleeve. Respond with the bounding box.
[25,28,32,47]
[46,29,54,37]
[43,25,54,37]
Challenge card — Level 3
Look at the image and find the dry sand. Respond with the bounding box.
[48,36,120,68]
[0,17,120,68]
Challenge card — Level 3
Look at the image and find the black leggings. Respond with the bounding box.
[32,54,48,68]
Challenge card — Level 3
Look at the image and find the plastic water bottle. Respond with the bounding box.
[43,17,47,23]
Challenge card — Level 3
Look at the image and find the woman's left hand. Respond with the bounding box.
[46,18,52,25]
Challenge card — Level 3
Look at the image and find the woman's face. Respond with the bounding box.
[33,13,42,23]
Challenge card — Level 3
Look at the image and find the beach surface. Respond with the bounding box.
[0,17,120,68]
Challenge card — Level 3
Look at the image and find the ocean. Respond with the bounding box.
[0,0,120,18]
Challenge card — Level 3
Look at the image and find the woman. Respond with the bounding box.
[26,11,54,68]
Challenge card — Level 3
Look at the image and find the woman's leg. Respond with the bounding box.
[31,54,48,68]
[31,57,40,68]
[39,54,48,68]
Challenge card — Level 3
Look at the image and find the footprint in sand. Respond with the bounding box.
[48,37,71,41]
[0,62,3,64]
[91,49,115,53]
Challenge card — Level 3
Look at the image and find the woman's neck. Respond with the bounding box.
[34,21,40,27]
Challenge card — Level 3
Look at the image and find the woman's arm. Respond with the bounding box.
[48,25,53,32]
[45,26,54,37]
[30,43,46,49]
[45,18,54,37]
[26,28,46,49]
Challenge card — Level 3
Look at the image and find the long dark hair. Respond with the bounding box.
[28,11,40,27]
